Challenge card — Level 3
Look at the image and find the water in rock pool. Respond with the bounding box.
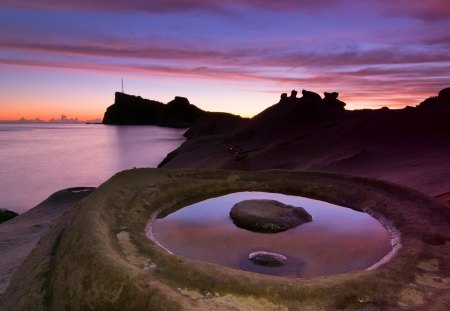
[151,192,392,277]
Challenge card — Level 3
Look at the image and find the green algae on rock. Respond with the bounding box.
[1,169,449,310]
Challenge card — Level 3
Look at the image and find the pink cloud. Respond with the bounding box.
[4,0,449,21]
[0,38,226,62]
[1,31,447,102]
[378,0,450,21]
[1,0,218,14]
[1,0,341,14]
[2,32,448,70]
[3,0,449,27]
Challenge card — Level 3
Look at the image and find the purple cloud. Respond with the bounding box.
[1,0,448,112]
[377,0,450,21]
[1,0,341,14]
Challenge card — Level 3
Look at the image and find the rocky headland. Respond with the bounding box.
[102,92,205,127]
[1,88,450,310]
[160,87,450,199]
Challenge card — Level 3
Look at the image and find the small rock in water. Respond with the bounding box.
[249,251,287,267]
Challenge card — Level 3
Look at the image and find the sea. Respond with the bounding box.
[0,123,186,214]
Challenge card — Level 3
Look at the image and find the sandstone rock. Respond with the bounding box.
[229,199,312,233]
[301,90,322,102]
[418,87,450,108]
[324,92,339,100]
[323,92,346,109]
[438,87,450,100]
[102,92,205,127]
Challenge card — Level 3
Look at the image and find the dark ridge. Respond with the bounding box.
[158,87,450,195]
[0,209,18,223]
[102,92,205,128]
[184,112,247,139]
[418,87,450,108]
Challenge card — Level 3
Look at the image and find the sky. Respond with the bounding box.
[0,0,449,121]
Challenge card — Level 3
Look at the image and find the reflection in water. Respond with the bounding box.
[152,192,392,277]
[0,123,185,213]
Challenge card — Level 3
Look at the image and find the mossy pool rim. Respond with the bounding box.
[2,168,449,310]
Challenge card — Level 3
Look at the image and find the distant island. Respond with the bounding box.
[102,92,205,127]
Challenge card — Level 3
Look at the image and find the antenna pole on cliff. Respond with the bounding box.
[121,78,124,93]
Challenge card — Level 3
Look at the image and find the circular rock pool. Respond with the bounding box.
[150,191,392,277]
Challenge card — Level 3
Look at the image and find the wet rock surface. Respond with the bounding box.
[229,199,312,233]
[248,251,287,267]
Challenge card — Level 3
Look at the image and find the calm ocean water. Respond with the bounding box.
[0,123,185,213]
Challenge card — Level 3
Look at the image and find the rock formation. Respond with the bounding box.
[102,92,205,127]
[418,87,450,108]
[301,89,322,102]
[439,87,450,100]
[0,209,18,223]
[276,89,346,114]
[183,112,246,139]
[248,251,287,267]
[229,199,312,233]
[322,92,346,109]
[158,87,450,198]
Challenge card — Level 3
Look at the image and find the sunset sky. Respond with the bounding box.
[1,0,449,120]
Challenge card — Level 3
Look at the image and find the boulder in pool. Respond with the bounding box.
[249,251,287,267]
[230,199,312,233]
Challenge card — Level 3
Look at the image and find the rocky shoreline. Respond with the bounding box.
[1,169,449,310]
[160,88,450,197]
[0,187,94,294]
[1,88,449,309]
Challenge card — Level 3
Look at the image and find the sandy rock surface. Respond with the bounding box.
[0,187,94,293]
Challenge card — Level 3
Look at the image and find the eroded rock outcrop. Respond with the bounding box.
[418,87,450,108]
[277,89,346,112]
[323,92,346,110]
[102,92,205,127]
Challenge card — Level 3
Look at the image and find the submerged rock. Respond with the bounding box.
[229,199,312,233]
[249,251,287,267]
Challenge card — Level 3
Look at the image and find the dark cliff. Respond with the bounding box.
[102,92,205,127]
[158,87,450,196]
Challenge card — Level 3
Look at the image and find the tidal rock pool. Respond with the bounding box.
[150,192,392,277]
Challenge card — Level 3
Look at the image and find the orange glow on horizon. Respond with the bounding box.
[0,102,104,122]
[0,89,435,122]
